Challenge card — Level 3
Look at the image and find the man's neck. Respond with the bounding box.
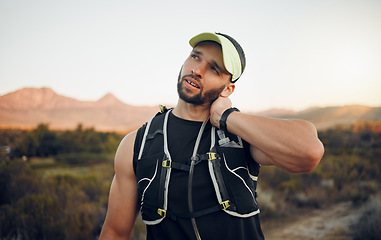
[172,99,211,122]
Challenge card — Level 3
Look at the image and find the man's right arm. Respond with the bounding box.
[99,131,138,240]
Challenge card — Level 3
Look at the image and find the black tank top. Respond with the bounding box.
[134,112,265,240]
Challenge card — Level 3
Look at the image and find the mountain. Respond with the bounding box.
[0,87,380,131]
[269,105,381,130]
[0,87,86,110]
[0,87,158,132]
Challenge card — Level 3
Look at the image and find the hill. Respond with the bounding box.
[260,105,381,130]
[0,87,158,132]
[0,87,380,131]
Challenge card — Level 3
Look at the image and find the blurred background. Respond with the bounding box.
[1,0,380,239]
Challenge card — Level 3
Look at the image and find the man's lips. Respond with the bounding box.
[184,78,200,89]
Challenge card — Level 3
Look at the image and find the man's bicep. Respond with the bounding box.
[99,131,138,239]
[250,145,274,166]
[104,174,138,237]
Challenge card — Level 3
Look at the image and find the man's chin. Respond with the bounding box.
[178,94,204,106]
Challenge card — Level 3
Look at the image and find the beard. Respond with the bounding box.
[177,72,225,106]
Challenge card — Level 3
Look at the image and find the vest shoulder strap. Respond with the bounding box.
[133,107,171,174]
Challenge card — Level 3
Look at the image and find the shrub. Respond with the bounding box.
[353,195,381,240]
[257,189,277,219]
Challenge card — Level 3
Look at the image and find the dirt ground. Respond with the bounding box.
[264,201,361,240]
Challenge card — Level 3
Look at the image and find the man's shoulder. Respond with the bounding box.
[120,130,138,149]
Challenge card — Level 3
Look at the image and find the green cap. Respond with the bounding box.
[189,32,245,82]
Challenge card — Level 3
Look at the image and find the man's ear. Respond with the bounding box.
[220,83,235,97]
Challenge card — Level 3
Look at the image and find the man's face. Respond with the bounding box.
[177,41,232,106]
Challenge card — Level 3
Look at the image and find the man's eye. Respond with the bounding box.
[211,66,219,75]
[191,54,199,59]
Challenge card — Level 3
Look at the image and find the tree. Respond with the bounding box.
[14,124,58,157]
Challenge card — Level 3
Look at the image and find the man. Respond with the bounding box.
[99,32,324,240]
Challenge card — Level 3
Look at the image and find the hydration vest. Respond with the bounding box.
[134,108,260,225]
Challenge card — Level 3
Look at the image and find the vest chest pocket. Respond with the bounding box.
[216,146,258,215]
[136,153,166,222]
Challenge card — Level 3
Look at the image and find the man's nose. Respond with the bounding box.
[192,63,206,79]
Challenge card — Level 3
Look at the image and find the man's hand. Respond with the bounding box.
[210,97,232,128]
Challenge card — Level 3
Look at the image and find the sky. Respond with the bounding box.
[1,0,380,112]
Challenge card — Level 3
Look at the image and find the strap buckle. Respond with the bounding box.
[207,152,217,161]
[157,208,166,218]
[159,105,168,113]
[220,200,230,210]
[162,159,172,168]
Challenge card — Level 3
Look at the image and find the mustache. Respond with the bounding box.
[182,74,200,82]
